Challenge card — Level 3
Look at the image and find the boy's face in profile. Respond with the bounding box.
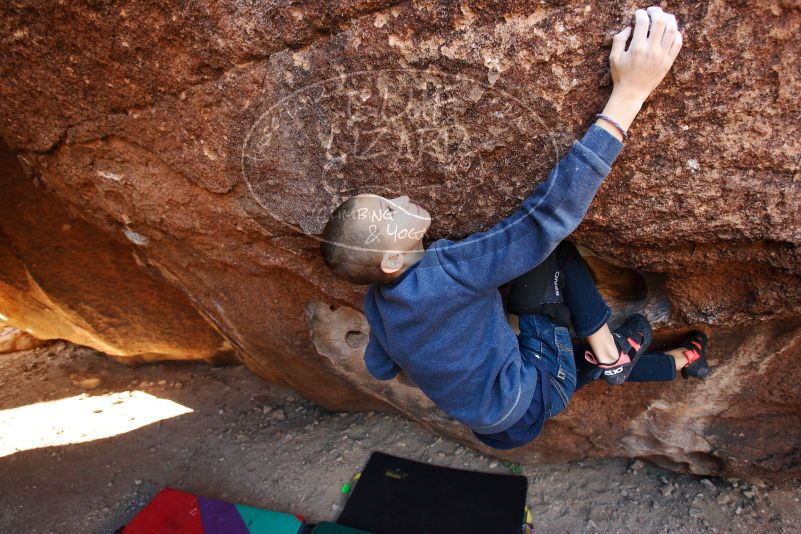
[349,193,431,253]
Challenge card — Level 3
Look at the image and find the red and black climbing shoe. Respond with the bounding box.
[680,330,710,380]
[584,313,653,385]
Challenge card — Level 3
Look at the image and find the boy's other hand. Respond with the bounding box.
[610,6,683,103]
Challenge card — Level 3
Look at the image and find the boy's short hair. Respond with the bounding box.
[320,197,390,285]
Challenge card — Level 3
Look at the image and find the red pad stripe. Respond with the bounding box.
[124,488,204,534]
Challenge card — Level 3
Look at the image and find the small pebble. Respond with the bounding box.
[701,479,716,490]
[70,374,102,389]
[628,460,645,472]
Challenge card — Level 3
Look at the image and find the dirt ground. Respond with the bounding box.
[1,343,799,534]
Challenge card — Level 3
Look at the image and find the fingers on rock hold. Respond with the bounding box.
[669,32,684,58]
[647,8,667,44]
[661,14,678,48]
[631,9,650,44]
[611,26,632,59]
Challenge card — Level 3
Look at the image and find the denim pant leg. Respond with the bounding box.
[518,313,577,418]
[572,341,677,390]
[548,325,578,417]
[554,241,612,337]
[627,352,677,382]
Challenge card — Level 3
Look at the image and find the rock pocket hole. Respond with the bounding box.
[581,252,672,326]
[640,453,723,476]
[345,330,366,349]
[583,256,648,301]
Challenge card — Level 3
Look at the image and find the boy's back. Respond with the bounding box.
[363,125,623,435]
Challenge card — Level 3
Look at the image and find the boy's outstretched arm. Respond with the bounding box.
[435,6,683,293]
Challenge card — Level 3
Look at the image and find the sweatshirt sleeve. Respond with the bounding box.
[364,331,401,380]
[432,125,624,293]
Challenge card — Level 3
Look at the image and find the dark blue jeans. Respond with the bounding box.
[550,241,676,387]
[554,240,612,337]
[474,241,675,449]
[518,314,577,418]
[472,313,578,450]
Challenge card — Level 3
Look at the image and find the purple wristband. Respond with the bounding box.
[595,113,628,140]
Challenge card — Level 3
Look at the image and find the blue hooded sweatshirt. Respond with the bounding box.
[362,125,623,434]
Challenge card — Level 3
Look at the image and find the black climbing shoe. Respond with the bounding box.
[679,330,710,380]
[585,313,653,385]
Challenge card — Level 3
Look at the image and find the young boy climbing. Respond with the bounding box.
[320,6,709,449]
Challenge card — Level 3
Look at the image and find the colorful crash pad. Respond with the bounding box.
[122,488,308,534]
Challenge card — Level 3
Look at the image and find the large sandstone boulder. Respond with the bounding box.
[0,1,799,477]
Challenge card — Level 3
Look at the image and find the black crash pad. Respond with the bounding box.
[337,451,527,534]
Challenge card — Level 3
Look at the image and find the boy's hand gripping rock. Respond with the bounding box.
[611,6,683,102]
[595,5,684,141]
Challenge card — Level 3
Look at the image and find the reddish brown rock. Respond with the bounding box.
[0,142,230,363]
[0,324,43,354]
[0,1,799,476]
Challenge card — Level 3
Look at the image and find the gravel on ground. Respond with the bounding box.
[1,343,799,533]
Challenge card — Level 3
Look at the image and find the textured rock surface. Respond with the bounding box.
[0,324,43,354]
[0,143,230,363]
[0,1,799,476]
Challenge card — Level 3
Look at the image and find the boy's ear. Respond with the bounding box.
[380,252,405,274]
